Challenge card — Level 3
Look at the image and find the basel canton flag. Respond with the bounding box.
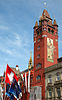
[5,64,22,99]
[9,78,22,98]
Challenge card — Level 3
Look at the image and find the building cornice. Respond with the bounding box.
[44,62,62,74]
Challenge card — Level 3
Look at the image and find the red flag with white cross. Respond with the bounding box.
[5,64,18,84]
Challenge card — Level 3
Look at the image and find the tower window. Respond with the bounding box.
[37,30,42,35]
[36,75,41,81]
[36,63,42,69]
[51,30,54,34]
[43,28,46,31]
[31,77,33,83]
[39,29,42,34]
[37,54,40,58]
[48,28,50,33]
[56,32,58,34]
[37,46,40,50]
[37,31,39,35]
[37,38,40,42]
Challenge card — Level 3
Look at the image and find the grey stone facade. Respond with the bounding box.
[45,62,62,100]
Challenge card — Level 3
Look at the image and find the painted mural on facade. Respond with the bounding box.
[47,38,54,62]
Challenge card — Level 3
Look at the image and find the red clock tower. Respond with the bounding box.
[33,9,58,100]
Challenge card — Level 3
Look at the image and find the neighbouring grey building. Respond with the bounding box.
[45,58,62,100]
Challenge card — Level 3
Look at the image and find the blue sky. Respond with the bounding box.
[0,0,62,76]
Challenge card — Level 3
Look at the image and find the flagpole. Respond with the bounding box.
[25,72,27,92]
[4,72,6,100]
[28,68,30,93]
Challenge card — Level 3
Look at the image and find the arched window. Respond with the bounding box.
[43,28,46,31]
[36,63,42,69]
[37,46,40,50]
[36,75,41,81]
[37,54,40,58]
[37,38,40,42]
[56,73,60,81]
[48,28,50,33]
[37,30,42,36]
[51,30,54,34]
[37,31,39,35]
[39,29,42,34]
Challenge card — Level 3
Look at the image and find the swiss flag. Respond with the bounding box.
[5,64,18,84]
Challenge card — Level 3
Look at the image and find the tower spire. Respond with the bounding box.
[35,20,38,27]
[53,17,57,25]
[28,51,32,70]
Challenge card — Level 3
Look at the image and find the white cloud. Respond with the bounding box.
[6,49,13,55]
[0,47,13,55]
[0,30,32,57]
[14,32,22,47]
[0,25,9,30]
[14,32,20,40]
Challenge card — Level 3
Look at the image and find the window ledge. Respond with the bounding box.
[35,67,41,71]
[36,79,41,83]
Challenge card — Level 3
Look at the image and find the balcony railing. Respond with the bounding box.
[54,80,61,85]
[47,83,53,86]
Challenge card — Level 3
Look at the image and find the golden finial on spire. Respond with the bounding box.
[28,51,32,70]
[30,51,32,58]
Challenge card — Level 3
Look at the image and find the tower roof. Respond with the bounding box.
[42,9,51,19]
[35,20,38,27]
[40,9,52,26]
[53,18,58,27]
[53,19,57,25]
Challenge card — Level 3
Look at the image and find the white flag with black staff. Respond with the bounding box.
[25,72,27,91]
[28,70,30,93]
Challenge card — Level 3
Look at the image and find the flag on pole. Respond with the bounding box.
[5,64,18,98]
[5,83,11,97]
[5,64,18,84]
[5,83,14,100]
[9,78,22,99]
[5,64,22,99]
[28,70,30,93]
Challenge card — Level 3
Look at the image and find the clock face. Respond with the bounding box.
[47,38,54,62]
